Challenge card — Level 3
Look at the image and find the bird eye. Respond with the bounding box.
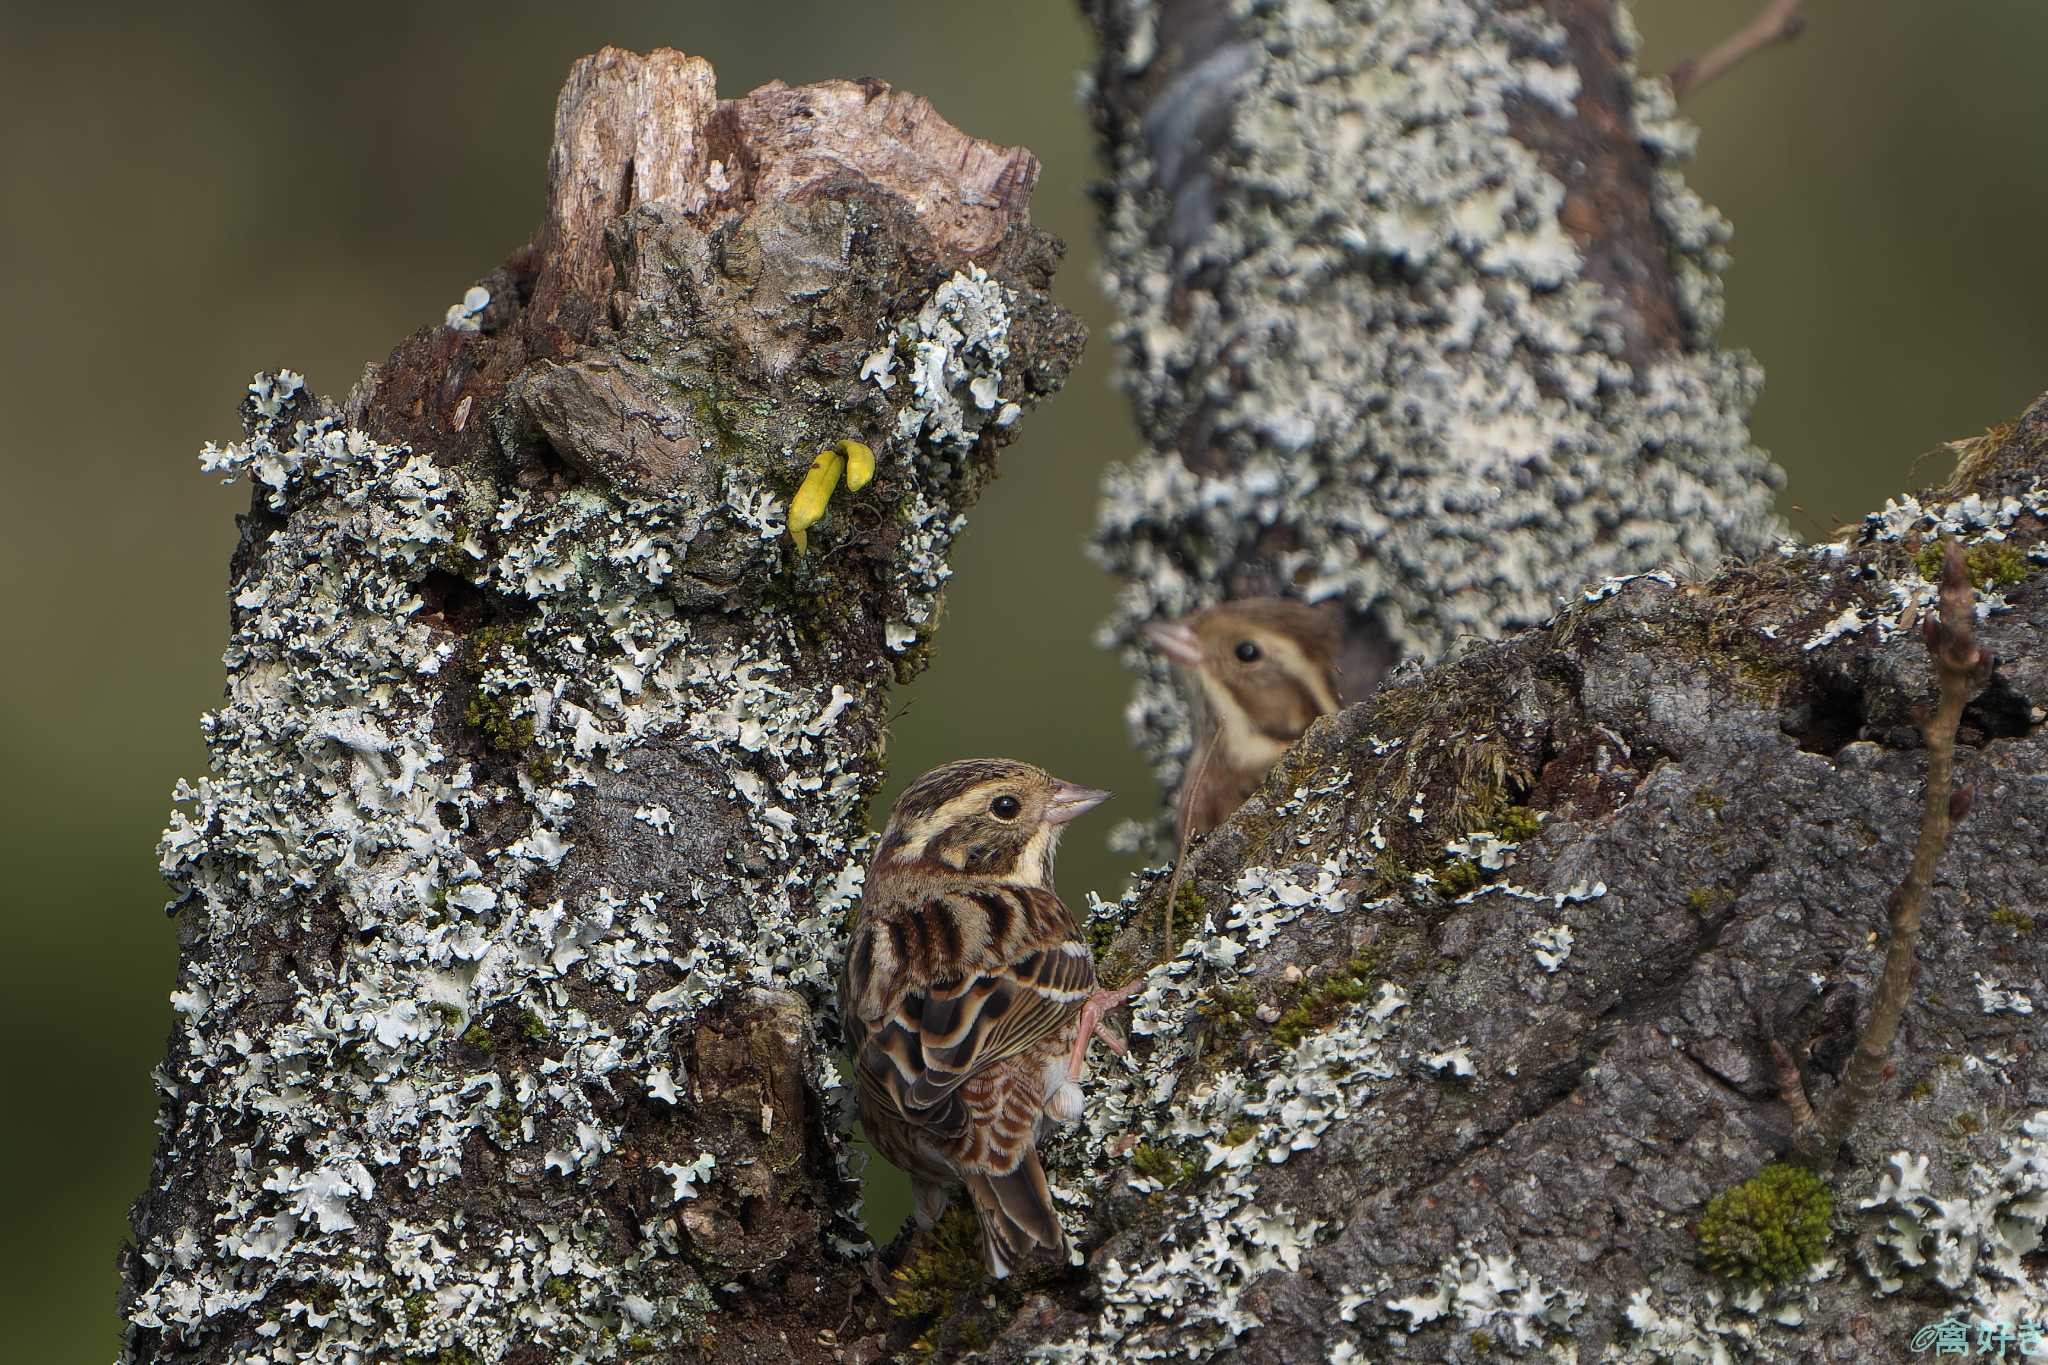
[1234,640,1262,662]
[989,794,1022,819]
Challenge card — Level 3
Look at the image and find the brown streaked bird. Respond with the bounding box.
[1144,598,1342,843]
[840,759,1139,1277]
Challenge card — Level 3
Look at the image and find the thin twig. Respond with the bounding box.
[1668,0,1807,100]
[1160,731,1220,957]
[1787,542,1992,1167]
[1769,1040,1817,1133]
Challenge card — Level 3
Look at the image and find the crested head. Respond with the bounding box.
[1144,598,1341,754]
[873,758,1110,886]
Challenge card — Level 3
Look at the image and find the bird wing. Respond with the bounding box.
[846,884,1095,1144]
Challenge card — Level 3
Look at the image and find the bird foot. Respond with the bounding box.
[1066,979,1144,1081]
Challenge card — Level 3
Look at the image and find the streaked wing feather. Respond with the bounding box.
[852,884,1093,1136]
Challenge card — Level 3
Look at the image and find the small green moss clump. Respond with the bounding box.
[1915,539,2031,589]
[494,1092,523,1145]
[1696,1163,1833,1286]
[427,1002,464,1030]
[887,1206,985,1334]
[1989,905,2035,934]
[1131,1144,1197,1188]
[465,690,535,755]
[1271,950,1384,1048]
[1436,858,1483,899]
[1485,805,1544,842]
[1196,986,1255,1041]
[1687,887,1729,914]
[1221,1118,1260,1148]
[519,1009,550,1041]
[461,1021,493,1051]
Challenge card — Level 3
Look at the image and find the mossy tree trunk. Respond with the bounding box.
[1082,0,1786,795]
[120,49,1080,1365]
[985,401,2048,1362]
[905,1,2048,1360]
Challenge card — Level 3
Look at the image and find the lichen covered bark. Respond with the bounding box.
[975,398,2048,1361]
[1083,0,1786,801]
[120,50,1081,1365]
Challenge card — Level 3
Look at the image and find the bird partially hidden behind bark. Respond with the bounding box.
[840,759,1141,1277]
[1144,598,1342,843]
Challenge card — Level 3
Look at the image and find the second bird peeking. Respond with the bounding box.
[1145,598,1343,843]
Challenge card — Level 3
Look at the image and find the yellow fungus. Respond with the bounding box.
[840,439,875,492]
[787,447,845,555]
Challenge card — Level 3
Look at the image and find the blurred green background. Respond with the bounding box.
[3,3,2044,1359]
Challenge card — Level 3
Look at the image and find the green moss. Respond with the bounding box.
[1196,985,1255,1043]
[1907,1079,1934,1102]
[519,1009,550,1041]
[1915,538,2032,588]
[465,690,535,755]
[1131,1144,1197,1188]
[1222,1118,1260,1148]
[1271,950,1384,1048]
[494,1091,523,1145]
[1687,887,1729,914]
[1436,858,1483,899]
[1695,1163,1833,1286]
[426,1002,464,1030]
[467,621,527,662]
[1485,805,1544,842]
[542,1275,576,1305]
[1989,905,2035,934]
[403,1291,433,1332]
[887,1206,985,1327]
[460,1022,493,1051]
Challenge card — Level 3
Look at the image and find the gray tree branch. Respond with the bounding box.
[1083,0,1786,803]
[120,48,1080,1365]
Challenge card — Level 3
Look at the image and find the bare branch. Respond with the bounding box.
[1792,541,1995,1166]
[1770,1039,1819,1134]
[1668,0,1808,99]
[1159,731,1220,958]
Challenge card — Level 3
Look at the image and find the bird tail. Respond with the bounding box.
[963,1151,1066,1279]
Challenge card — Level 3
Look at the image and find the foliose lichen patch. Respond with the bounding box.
[129,260,1058,1365]
[1088,0,1785,800]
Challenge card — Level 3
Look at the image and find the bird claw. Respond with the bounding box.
[1066,980,1144,1081]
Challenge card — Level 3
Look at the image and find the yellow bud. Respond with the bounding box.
[787,448,845,555]
[839,439,875,492]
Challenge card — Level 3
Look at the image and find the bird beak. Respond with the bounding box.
[1046,780,1112,825]
[1143,620,1203,668]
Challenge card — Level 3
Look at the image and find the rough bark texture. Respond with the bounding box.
[974,402,2047,1363]
[120,49,1081,1364]
[1083,0,1787,808]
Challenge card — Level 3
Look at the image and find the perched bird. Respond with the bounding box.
[1144,598,1342,842]
[840,759,1138,1277]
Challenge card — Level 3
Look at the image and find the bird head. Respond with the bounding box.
[873,759,1111,887]
[1143,598,1341,758]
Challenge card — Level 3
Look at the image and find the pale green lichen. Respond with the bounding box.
[1092,0,1785,804]
[132,259,1049,1365]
